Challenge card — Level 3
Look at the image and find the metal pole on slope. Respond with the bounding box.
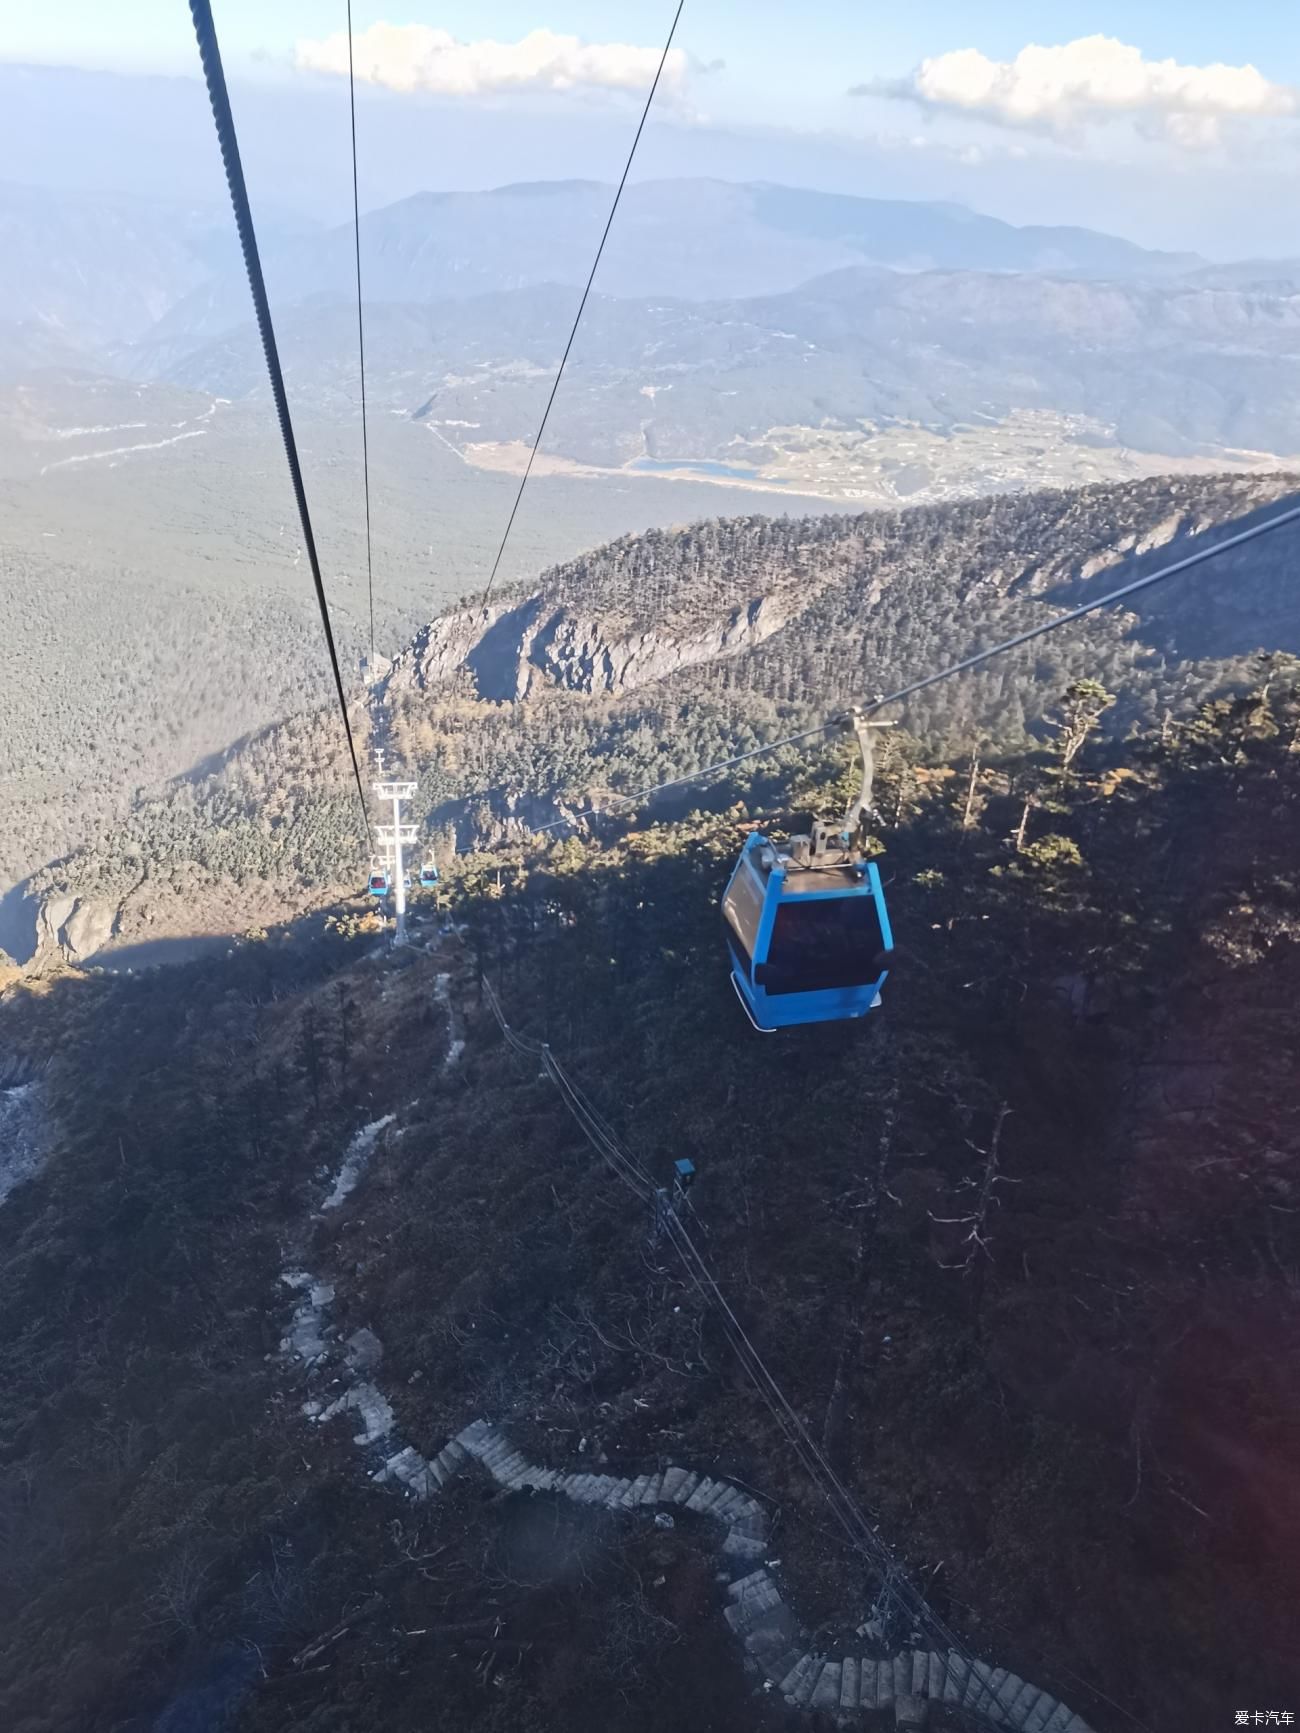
[373,749,417,948]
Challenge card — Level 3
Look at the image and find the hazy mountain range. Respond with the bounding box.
[0,175,1207,365]
[4,177,1298,506]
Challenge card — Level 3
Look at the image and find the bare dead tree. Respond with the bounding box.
[930,1104,1018,1323]
[959,747,983,837]
[146,1543,213,1636]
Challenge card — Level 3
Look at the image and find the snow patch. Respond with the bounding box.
[47,421,148,439]
[435,974,465,1069]
[39,428,207,474]
[279,1270,335,1364]
[321,1113,395,1211]
[0,1082,51,1207]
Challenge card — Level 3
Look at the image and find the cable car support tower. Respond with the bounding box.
[373,750,417,947]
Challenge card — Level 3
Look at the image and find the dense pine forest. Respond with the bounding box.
[22,472,1300,966]
[1,667,1296,1732]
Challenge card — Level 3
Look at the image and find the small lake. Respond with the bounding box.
[629,457,786,483]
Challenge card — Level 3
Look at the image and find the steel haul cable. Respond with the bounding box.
[188,0,372,846]
[346,0,377,674]
[478,0,685,612]
[532,490,1300,835]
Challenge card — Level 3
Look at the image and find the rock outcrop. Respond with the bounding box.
[33,893,117,965]
[384,589,802,703]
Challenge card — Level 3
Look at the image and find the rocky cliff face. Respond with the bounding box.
[34,893,117,965]
[383,589,802,703]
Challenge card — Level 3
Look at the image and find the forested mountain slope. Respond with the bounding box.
[24,471,1300,963]
[0,676,1296,1732]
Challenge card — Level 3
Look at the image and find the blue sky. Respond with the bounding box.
[3,3,1299,256]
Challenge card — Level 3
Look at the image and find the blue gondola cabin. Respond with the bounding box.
[723,825,893,1031]
[367,868,390,897]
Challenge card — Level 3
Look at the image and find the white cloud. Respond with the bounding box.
[295,22,687,100]
[862,34,1297,147]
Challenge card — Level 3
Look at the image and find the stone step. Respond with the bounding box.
[810,1661,842,1710]
[966,1664,1008,1718]
[766,1644,806,1688]
[604,1479,635,1509]
[1007,1682,1046,1728]
[995,1673,1028,1719]
[685,1477,719,1512]
[639,1472,663,1505]
[840,1656,860,1710]
[740,1580,781,1616]
[721,1531,766,1562]
[859,1657,879,1707]
[874,1654,895,1709]
[660,1465,688,1502]
[427,1455,449,1488]
[728,1513,767,1540]
[710,1487,746,1521]
[1023,1694,1064,1733]
[744,1608,798,1672]
[1041,1706,1082,1733]
[672,1471,701,1505]
[724,1597,777,1637]
[896,1694,927,1730]
[725,1582,781,1634]
[623,1474,651,1507]
[911,1649,929,1697]
[789,1657,824,1707]
[441,1439,469,1467]
[941,1653,971,1704]
[779,1653,816,1701]
[893,1653,913,1700]
[727,1569,769,1601]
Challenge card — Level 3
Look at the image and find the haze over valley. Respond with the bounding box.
[5,101,1300,919]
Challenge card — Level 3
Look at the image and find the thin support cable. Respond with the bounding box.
[492,970,997,1702]
[481,972,1076,1723]
[485,982,939,1606]
[346,0,377,673]
[478,0,684,611]
[531,491,1300,836]
[188,0,372,844]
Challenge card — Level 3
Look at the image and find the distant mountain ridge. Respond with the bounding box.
[0,175,1207,371]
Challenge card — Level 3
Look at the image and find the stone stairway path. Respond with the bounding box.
[288,1068,1095,1730]
[358,1415,1094,1732]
